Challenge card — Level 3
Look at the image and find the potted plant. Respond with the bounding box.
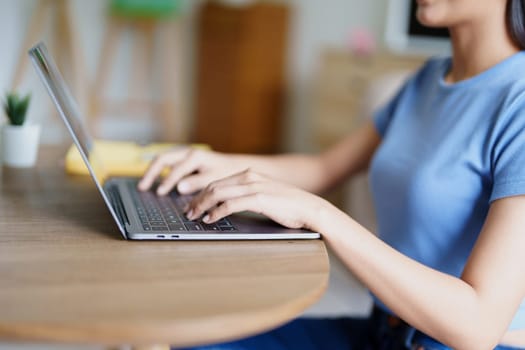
[2,92,40,168]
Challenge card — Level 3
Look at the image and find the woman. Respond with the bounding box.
[139,0,525,348]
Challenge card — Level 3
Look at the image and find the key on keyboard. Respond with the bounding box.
[127,181,236,232]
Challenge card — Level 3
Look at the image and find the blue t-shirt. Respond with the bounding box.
[370,53,525,330]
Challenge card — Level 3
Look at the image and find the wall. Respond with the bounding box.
[0,0,388,150]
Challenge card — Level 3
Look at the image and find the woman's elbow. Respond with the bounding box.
[444,320,503,350]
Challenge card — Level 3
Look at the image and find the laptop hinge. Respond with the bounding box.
[106,185,130,227]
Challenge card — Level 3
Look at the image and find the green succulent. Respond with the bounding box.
[3,92,31,126]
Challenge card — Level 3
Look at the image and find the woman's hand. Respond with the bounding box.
[185,168,331,231]
[138,148,246,196]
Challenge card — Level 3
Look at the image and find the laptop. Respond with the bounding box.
[29,42,320,240]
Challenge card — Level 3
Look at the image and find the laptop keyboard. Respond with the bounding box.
[127,182,237,233]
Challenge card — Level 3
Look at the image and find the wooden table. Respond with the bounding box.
[0,146,329,349]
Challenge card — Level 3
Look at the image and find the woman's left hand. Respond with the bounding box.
[185,169,330,231]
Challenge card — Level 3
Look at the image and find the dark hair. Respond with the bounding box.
[507,0,525,49]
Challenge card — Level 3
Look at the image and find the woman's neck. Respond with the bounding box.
[447,17,520,83]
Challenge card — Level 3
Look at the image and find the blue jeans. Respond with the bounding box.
[178,307,525,350]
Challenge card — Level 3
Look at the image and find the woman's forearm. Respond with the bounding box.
[229,153,326,193]
[229,121,381,194]
[314,200,523,350]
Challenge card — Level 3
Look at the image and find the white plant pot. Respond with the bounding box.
[1,123,41,168]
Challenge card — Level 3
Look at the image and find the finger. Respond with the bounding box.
[195,168,262,190]
[157,155,200,196]
[187,169,262,220]
[202,194,264,223]
[177,173,216,195]
[187,183,258,220]
[203,193,305,229]
[138,151,185,191]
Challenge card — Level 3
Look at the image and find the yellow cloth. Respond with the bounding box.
[65,140,209,182]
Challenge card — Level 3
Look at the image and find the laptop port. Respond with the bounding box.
[156,235,165,238]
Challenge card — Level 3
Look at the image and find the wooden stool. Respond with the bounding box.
[89,0,187,142]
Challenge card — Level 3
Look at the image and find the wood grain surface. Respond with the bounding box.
[0,146,329,347]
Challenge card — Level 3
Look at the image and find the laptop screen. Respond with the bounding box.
[29,42,126,238]
[28,42,109,182]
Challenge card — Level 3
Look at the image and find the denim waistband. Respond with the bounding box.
[370,306,525,350]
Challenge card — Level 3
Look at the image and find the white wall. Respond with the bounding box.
[0,0,388,149]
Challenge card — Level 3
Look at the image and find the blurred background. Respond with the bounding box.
[0,0,449,348]
[0,0,412,153]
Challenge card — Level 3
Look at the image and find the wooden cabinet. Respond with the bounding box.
[312,49,427,149]
[192,1,290,153]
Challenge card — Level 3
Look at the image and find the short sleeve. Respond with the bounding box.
[490,105,525,202]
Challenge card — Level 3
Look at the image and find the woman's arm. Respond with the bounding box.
[313,120,381,193]
[319,195,525,350]
[232,120,381,193]
[139,120,380,195]
[186,170,525,350]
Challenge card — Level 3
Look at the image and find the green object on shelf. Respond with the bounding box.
[110,0,181,19]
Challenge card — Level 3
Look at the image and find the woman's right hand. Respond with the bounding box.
[138,148,244,196]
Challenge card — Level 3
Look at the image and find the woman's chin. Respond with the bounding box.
[416,11,448,29]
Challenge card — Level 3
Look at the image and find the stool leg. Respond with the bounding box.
[130,21,155,103]
[10,0,50,89]
[65,0,88,113]
[90,18,122,136]
[158,19,186,142]
[57,0,88,113]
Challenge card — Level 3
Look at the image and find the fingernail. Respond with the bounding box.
[157,186,166,196]
[186,209,194,220]
[203,214,210,223]
[178,181,189,194]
